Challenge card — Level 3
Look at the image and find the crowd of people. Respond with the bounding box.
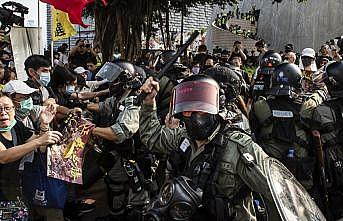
[0,33,342,221]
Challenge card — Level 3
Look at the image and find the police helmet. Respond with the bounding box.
[267,63,302,96]
[170,74,220,118]
[259,50,282,69]
[95,60,136,82]
[205,66,241,102]
[324,61,343,98]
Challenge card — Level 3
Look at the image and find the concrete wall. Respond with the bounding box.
[240,0,343,52]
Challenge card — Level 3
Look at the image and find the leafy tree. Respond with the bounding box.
[88,0,306,61]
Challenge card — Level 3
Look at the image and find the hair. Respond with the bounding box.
[75,39,84,46]
[0,50,11,58]
[24,55,50,77]
[2,68,17,84]
[86,56,97,65]
[50,66,77,92]
[198,45,207,52]
[255,39,266,48]
[234,40,242,45]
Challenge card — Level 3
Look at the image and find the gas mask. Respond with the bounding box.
[145,176,203,221]
[182,112,219,140]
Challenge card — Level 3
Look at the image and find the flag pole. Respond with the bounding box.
[51,5,54,67]
[37,0,41,54]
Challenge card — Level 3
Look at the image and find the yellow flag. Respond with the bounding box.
[52,8,76,41]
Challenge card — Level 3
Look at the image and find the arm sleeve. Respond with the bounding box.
[99,96,115,116]
[139,102,183,154]
[220,132,274,201]
[109,96,139,143]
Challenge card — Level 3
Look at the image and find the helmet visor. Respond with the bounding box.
[95,62,124,82]
[171,81,219,117]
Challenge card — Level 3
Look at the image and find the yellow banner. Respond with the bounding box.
[52,8,76,41]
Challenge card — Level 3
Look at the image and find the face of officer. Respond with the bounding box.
[181,111,219,141]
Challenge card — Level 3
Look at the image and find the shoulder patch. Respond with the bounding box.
[179,138,190,152]
[228,131,253,147]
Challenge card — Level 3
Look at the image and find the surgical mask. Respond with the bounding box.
[16,98,33,118]
[38,72,51,86]
[65,85,75,95]
[183,113,219,140]
[0,119,17,132]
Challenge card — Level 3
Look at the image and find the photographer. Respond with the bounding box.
[229,41,247,61]
[68,39,97,69]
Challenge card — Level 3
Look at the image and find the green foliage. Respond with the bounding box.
[243,65,257,77]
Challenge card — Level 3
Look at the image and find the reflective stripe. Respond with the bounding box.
[253,84,264,90]
[272,110,293,118]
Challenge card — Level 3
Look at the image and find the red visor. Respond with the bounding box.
[171,81,219,116]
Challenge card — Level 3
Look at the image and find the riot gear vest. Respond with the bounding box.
[166,127,252,221]
[250,97,315,190]
[251,97,309,159]
[312,99,343,187]
[311,99,343,219]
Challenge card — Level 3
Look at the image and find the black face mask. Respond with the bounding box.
[182,113,219,140]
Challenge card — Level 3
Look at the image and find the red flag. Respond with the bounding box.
[41,0,109,28]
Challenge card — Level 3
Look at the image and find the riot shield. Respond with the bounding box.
[264,157,326,221]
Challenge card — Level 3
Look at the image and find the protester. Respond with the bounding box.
[284,51,297,64]
[24,55,53,106]
[68,39,96,69]
[86,57,99,80]
[1,68,17,85]
[57,43,69,67]
[230,40,247,61]
[0,94,62,201]
[2,80,65,221]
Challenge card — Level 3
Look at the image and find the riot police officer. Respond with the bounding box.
[139,74,282,221]
[250,63,315,190]
[205,66,250,133]
[310,61,343,220]
[250,50,282,102]
[86,61,148,218]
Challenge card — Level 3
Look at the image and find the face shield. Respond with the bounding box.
[170,80,219,119]
[299,56,317,72]
[95,62,135,82]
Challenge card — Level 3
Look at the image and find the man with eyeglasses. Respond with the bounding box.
[68,39,97,70]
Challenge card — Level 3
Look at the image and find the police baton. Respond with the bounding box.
[134,30,200,106]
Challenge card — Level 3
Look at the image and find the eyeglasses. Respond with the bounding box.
[0,106,14,113]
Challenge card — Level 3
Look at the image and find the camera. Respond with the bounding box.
[0,1,28,33]
[85,44,91,48]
